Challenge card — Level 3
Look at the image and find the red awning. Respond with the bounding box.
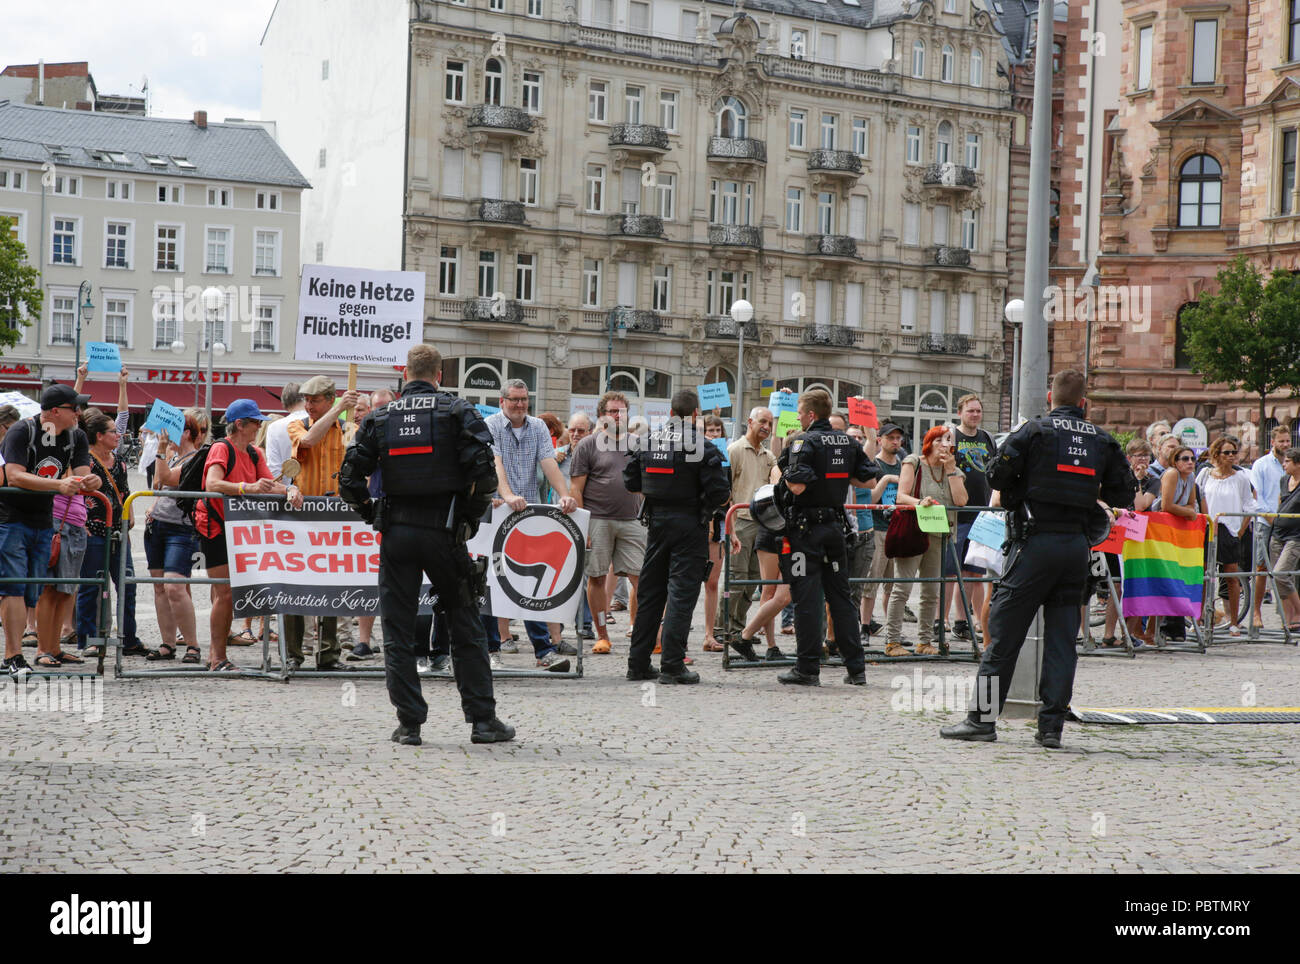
[67,381,286,416]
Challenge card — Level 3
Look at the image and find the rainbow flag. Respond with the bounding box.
[1121,512,1205,619]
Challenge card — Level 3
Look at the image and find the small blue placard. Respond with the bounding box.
[768,391,797,415]
[475,404,500,418]
[86,342,122,373]
[142,398,185,441]
[710,436,729,466]
[967,511,1007,549]
[698,382,731,410]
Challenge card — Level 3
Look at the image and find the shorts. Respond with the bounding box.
[145,520,200,576]
[941,526,964,578]
[50,520,88,585]
[584,517,647,578]
[0,521,54,608]
[848,531,875,603]
[1215,523,1240,567]
[755,526,783,554]
[709,513,725,544]
[199,531,229,570]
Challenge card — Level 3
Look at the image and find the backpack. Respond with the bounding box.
[174,438,260,523]
[22,416,77,473]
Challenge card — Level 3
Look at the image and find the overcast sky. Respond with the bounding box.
[1,2,274,121]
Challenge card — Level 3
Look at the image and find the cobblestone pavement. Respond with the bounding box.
[2,484,1297,872]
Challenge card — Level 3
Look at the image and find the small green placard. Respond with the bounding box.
[777,410,802,436]
[916,504,950,534]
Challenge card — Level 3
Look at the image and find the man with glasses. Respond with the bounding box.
[484,379,577,671]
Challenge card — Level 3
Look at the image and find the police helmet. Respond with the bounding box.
[751,483,786,533]
[1085,502,1113,548]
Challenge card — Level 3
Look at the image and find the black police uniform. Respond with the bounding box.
[949,404,1133,741]
[624,417,730,680]
[776,419,878,682]
[339,379,500,736]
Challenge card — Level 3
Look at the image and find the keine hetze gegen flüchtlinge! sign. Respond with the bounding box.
[296,264,426,367]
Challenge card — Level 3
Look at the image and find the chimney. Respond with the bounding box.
[37,59,44,105]
[74,101,92,111]
[193,109,207,129]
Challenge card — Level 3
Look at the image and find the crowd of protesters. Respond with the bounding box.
[6,358,1300,680]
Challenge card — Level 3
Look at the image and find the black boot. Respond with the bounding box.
[471,717,516,744]
[391,724,421,746]
[939,719,997,742]
[659,667,700,684]
[777,668,820,686]
[626,665,659,681]
[1034,731,1062,749]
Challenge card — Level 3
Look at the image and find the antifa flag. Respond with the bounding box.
[467,504,591,623]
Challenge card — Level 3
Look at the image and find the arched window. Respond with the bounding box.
[936,121,953,164]
[715,96,748,138]
[485,58,503,106]
[704,365,736,415]
[1178,154,1222,227]
[941,44,955,82]
[970,48,984,86]
[912,40,926,78]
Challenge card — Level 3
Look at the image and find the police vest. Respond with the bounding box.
[1024,414,1105,509]
[791,431,855,508]
[378,391,466,498]
[639,427,701,507]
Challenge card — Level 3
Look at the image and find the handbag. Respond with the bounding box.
[48,494,75,569]
[884,458,930,558]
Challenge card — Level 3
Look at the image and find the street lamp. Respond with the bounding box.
[729,298,753,431]
[1004,298,1024,426]
[201,286,227,425]
[605,307,628,391]
[73,281,94,371]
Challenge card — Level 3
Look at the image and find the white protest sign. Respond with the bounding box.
[0,391,40,417]
[296,264,426,367]
[466,504,591,623]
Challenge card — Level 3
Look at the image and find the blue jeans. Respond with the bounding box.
[576,589,592,635]
[76,532,140,647]
[0,521,53,608]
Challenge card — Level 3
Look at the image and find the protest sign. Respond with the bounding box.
[0,391,40,417]
[466,504,591,622]
[86,342,122,373]
[698,382,731,411]
[710,436,729,465]
[1116,510,1148,542]
[916,504,950,534]
[476,404,501,418]
[777,410,802,437]
[966,511,1006,549]
[142,399,185,441]
[847,397,879,429]
[296,264,426,367]
[768,391,797,415]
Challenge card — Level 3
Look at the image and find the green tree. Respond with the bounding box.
[0,217,41,351]
[1179,254,1300,430]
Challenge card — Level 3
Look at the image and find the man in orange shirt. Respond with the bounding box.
[283,374,359,670]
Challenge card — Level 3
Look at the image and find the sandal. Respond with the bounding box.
[884,642,909,657]
[56,650,83,664]
[702,639,725,652]
[34,653,60,668]
[82,644,102,658]
[146,644,177,661]
[915,642,940,656]
[59,632,78,648]
[1101,635,1119,648]
[21,631,38,645]
[227,629,258,646]
[182,646,202,664]
[209,659,239,672]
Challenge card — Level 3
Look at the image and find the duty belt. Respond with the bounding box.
[794,507,843,524]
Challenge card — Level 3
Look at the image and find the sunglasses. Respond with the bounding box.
[1220,450,1237,457]
[1176,455,1196,462]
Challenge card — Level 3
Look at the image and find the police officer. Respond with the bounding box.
[624,389,730,684]
[940,369,1133,748]
[339,344,515,746]
[775,389,878,686]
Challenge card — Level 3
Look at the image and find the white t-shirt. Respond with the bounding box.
[1196,467,1254,524]
[266,409,309,478]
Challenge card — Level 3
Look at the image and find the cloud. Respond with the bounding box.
[0,1,274,120]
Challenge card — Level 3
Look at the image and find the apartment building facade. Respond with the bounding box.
[0,101,313,411]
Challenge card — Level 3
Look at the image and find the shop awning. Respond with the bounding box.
[65,381,287,415]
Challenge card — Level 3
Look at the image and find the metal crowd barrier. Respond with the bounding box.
[0,488,113,679]
[114,489,582,681]
[1204,511,1300,648]
[719,501,990,670]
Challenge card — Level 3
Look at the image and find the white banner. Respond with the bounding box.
[296,264,426,367]
[466,504,591,623]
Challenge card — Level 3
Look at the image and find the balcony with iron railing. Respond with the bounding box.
[462,296,523,326]
[466,104,533,136]
[929,245,972,270]
[704,317,759,340]
[471,199,526,225]
[807,149,862,180]
[800,323,860,348]
[708,224,762,248]
[922,163,977,190]
[608,306,663,334]
[608,213,664,240]
[609,123,670,154]
[805,235,859,261]
[707,136,766,164]
[917,333,973,355]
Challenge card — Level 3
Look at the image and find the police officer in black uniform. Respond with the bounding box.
[775,389,879,686]
[624,389,730,684]
[940,369,1133,748]
[339,344,515,746]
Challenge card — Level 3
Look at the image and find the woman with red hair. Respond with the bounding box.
[883,425,968,655]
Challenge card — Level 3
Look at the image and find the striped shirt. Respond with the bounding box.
[485,411,553,504]
[287,415,347,497]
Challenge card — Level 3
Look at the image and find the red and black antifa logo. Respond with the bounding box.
[492,506,585,613]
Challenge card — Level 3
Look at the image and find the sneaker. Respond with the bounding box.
[4,654,31,678]
[287,657,304,671]
[471,717,516,743]
[416,658,431,675]
[867,620,883,637]
[391,724,421,746]
[346,643,376,661]
[556,640,578,656]
[537,652,571,672]
[952,620,971,641]
[489,652,503,670]
[429,654,451,672]
[577,626,595,640]
[728,637,761,662]
[765,645,787,661]
[500,640,520,654]
[904,606,918,624]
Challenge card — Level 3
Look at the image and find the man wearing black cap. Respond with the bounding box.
[0,385,100,677]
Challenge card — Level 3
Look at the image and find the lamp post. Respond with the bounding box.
[73,281,94,372]
[1004,298,1024,426]
[728,299,753,431]
[200,287,227,425]
[605,307,628,391]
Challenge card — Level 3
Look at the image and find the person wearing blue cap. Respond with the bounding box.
[194,399,302,671]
